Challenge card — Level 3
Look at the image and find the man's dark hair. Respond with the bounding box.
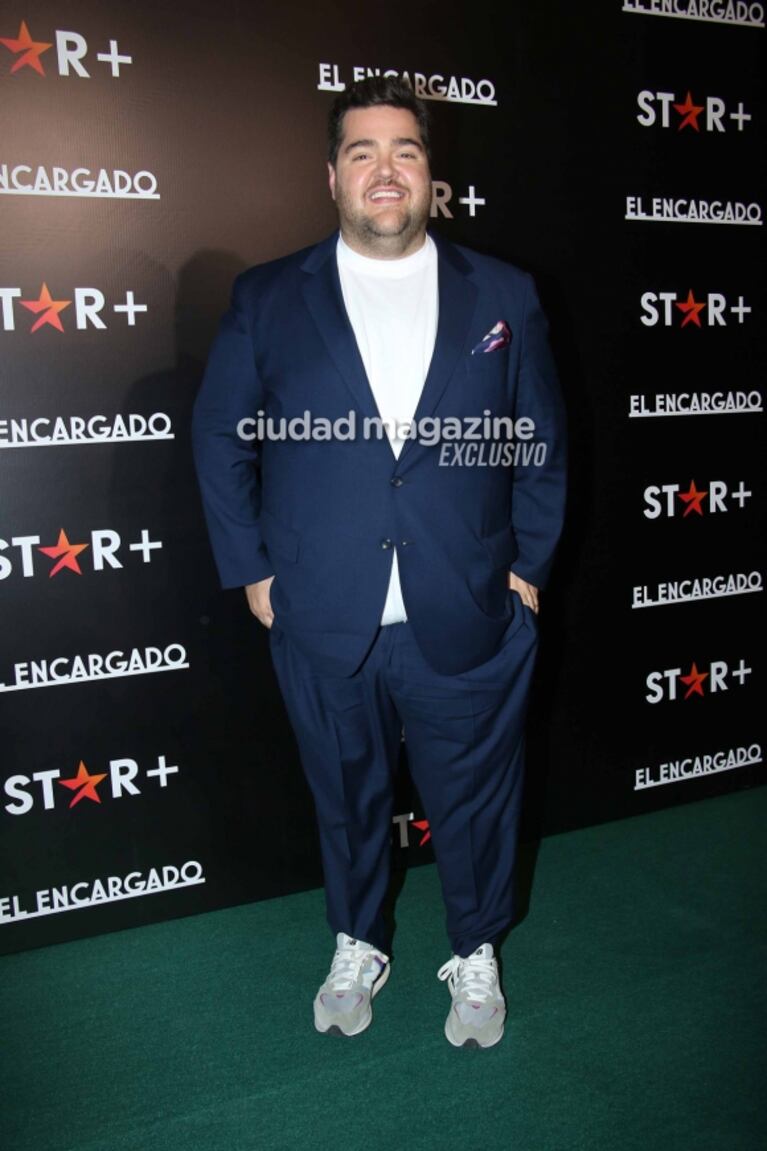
[327,76,431,166]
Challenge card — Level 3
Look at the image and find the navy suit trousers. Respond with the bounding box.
[268,604,539,957]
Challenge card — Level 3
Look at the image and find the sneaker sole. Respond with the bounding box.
[314,962,391,1037]
[444,1020,505,1049]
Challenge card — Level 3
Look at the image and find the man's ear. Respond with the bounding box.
[327,162,337,201]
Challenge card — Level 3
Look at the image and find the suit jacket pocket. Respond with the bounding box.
[467,344,510,379]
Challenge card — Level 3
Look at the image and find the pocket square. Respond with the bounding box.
[471,320,511,355]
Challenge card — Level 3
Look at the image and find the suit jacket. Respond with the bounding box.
[192,229,566,676]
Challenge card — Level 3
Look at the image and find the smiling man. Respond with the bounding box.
[328,101,432,257]
[192,76,566,1049]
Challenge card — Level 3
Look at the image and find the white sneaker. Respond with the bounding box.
[437,943,506,1048]
[313,933,390,1037]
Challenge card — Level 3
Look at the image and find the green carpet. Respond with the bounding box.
[1,789,765,1151]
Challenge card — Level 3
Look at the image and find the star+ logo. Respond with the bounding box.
[645,660,752,703]
[38,530,89,576]
[58,761,107,808]
[640,291,752,327]
[0,20,50,74]
[643,481,752,519]
[637,90,752,133]
[0,21,132,78]
[4,755,179,815]
[0,527,163,580]
[0,284,147,333]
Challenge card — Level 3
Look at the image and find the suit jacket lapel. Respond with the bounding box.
[397,233,478,467]
[300,232,382,424]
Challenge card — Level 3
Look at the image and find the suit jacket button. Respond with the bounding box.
[390,477,403,487]
[381,538,393,549]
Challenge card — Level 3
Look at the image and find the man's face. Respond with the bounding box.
[328,104,432,257]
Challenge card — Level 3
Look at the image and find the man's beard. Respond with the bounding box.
[335,183,431,252]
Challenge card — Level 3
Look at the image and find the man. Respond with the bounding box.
[192,76,566,1049]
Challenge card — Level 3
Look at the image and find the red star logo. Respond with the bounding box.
[20,283,71,333]
[673,91,704,132]
[0,20,52,75]
[680,662,708,700]
[675,290,706,329]
[38,529,89,576]
[412,819,431,847]
[58,761,108,808]
[677,481,708,517]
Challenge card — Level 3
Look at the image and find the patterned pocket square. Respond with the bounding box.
[471,320,511,355]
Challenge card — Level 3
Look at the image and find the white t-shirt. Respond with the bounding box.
[336,233,439,624]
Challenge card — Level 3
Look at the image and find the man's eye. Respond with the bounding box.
[351,152,370,161]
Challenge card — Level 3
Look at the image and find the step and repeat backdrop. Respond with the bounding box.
[1,1,764,953]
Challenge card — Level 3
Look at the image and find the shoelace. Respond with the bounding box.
[437,954,497,1001]
[327,943,376,990]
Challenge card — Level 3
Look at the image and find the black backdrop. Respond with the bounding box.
[1,0,764,954]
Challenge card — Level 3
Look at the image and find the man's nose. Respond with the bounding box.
[373,151,396,179]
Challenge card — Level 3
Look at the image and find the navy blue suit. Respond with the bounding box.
[193,229,566,955]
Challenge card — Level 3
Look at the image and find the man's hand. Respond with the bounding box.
[245,576,275,628]
[508,571,539,614]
